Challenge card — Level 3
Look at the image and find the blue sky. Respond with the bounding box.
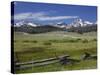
[12,1,97,24]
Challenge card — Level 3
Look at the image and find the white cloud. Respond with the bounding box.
[14,12,31,20]
[14,12,78,21]
[14,12,46,20]
[38,16,78,21]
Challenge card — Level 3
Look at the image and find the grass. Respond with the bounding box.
[16,60,97,73]
[14,31,97,73]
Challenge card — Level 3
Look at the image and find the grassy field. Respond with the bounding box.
[14,31,97,73]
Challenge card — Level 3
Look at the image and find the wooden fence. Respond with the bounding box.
[14,55,70,70]
[14,54,97,70]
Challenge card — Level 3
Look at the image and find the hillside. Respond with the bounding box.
[13,25,65,33]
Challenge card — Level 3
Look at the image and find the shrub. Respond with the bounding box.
[49,39,80,43]
[63,39,79,43]
[43,42,52,45]
[48,38,82,43]
[76,38,81,41]
[22,40,38,43]
[82,39,88,43]
[32,40,38,43]
[92,38,97,41]
[49,40,58,43]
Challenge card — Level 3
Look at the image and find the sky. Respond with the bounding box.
[11,1,97,25]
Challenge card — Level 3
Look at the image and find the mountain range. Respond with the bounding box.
[12,18,97,34]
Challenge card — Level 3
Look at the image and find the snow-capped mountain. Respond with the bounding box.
[14,21,25,27]
[67,18,97,33]
[27,23,38,27]
[14,21,38,27]
[13,21,65,33]
[70,18,84,27]
[13,18,97,34]
[84,21,93,25]
[53,22,67,28]
[70,18,95,27]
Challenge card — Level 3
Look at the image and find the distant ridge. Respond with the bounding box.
[12,18,97,34]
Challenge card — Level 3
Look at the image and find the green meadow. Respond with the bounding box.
[14,31,97,73]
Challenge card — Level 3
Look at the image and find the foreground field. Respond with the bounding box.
[14,31,97,73]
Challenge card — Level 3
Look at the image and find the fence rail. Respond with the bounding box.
[15,55,69,70]
[14,54,97,70]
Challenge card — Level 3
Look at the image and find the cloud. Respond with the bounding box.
[14,12,78,21]
[14,12,31,20]
[14,12,46,20]
[38,16,78,21]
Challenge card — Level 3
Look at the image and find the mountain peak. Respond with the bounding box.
[14,21,38,27]
[70,18,94,27]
